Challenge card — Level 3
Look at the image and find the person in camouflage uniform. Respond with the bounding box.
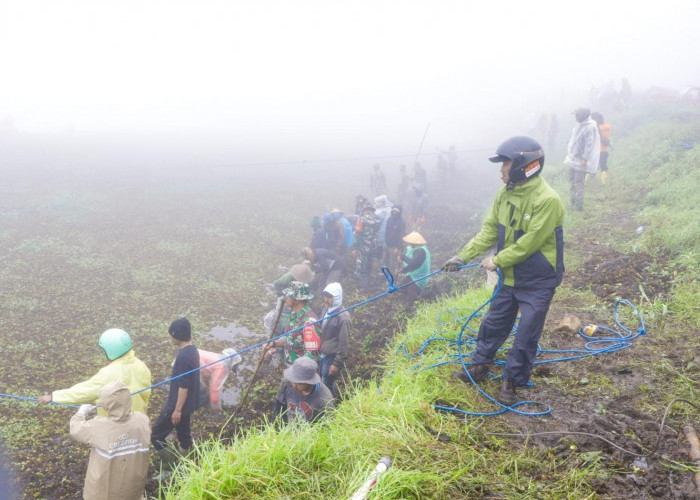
[354,204,381,291]
[263,281,321,366]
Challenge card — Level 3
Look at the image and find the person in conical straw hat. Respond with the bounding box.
[397,231,431,305]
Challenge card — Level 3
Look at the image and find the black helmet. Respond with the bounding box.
[574,107,590,123]
[489,136,544,189]
[591,112,604,125]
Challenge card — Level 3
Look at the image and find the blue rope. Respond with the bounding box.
[2,262,647,418]
[397,267,647,418]
[0,393,80,408]
[133,265,443,396]
[2,265,440,408]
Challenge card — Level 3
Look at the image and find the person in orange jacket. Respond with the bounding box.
[591,112,611,184]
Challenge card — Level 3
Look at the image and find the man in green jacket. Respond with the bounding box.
[443,136,564,405]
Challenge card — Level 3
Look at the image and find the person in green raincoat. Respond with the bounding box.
[398,231,431,305]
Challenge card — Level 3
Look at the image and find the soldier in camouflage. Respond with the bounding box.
[263,281,321,366]
[354,204,381,291]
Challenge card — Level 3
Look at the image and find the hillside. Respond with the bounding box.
[162,104,700,499]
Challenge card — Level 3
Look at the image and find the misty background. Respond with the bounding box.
[1,0,699,176]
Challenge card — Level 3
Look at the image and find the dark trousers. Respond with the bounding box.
[320,354,339,397]
[599,151,609,171]
[398,278,421,305]
[569,168,586,210]
[471,285,555,386]
[151,408,193,451]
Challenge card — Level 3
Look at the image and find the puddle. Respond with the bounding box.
[220,385,243,406]
[200,322,272,407]
[203,323,259,342]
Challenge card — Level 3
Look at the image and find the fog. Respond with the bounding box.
[1,0,699,169]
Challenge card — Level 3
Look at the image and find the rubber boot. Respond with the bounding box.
[497,378,517,406]
[453,363,490,384]
[601,171,607,185]
[153,446,179,480]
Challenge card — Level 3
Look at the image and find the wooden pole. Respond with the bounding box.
[225,298,285,426]
[683,425,700,493]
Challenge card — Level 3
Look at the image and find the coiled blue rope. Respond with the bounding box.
[398,267,647,417]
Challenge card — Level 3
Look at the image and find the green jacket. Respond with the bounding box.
[458,176,564,288]
[52,350,151,416]
[403,244,431,289]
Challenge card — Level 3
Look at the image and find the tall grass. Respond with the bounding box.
[162,288,606,499]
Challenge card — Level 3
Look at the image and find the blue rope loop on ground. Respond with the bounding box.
[396,266,648,418]
[2,263,445,408]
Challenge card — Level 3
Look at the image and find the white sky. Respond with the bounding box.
[0,0,698,157]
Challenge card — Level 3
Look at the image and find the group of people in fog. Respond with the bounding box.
[284,166,433,300]
[263,166,440,425]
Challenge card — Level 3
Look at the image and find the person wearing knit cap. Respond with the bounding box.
[151,317,200,477]
[309,215,328,250]
[397,231,431,305]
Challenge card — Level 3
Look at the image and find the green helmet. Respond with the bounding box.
[282,281,314,301]
[98,328,133,361]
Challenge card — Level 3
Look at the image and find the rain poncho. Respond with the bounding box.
[373,195,393,247]
[565,117,601,173]
[70,381,150,500]
[320,283,350,369]
[197,349,240,411]
[53,350,151,416]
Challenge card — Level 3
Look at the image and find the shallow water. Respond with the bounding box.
[201,322,270,406]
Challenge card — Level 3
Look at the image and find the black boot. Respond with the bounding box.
[498,378,517,405]
[452,363,490,384]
